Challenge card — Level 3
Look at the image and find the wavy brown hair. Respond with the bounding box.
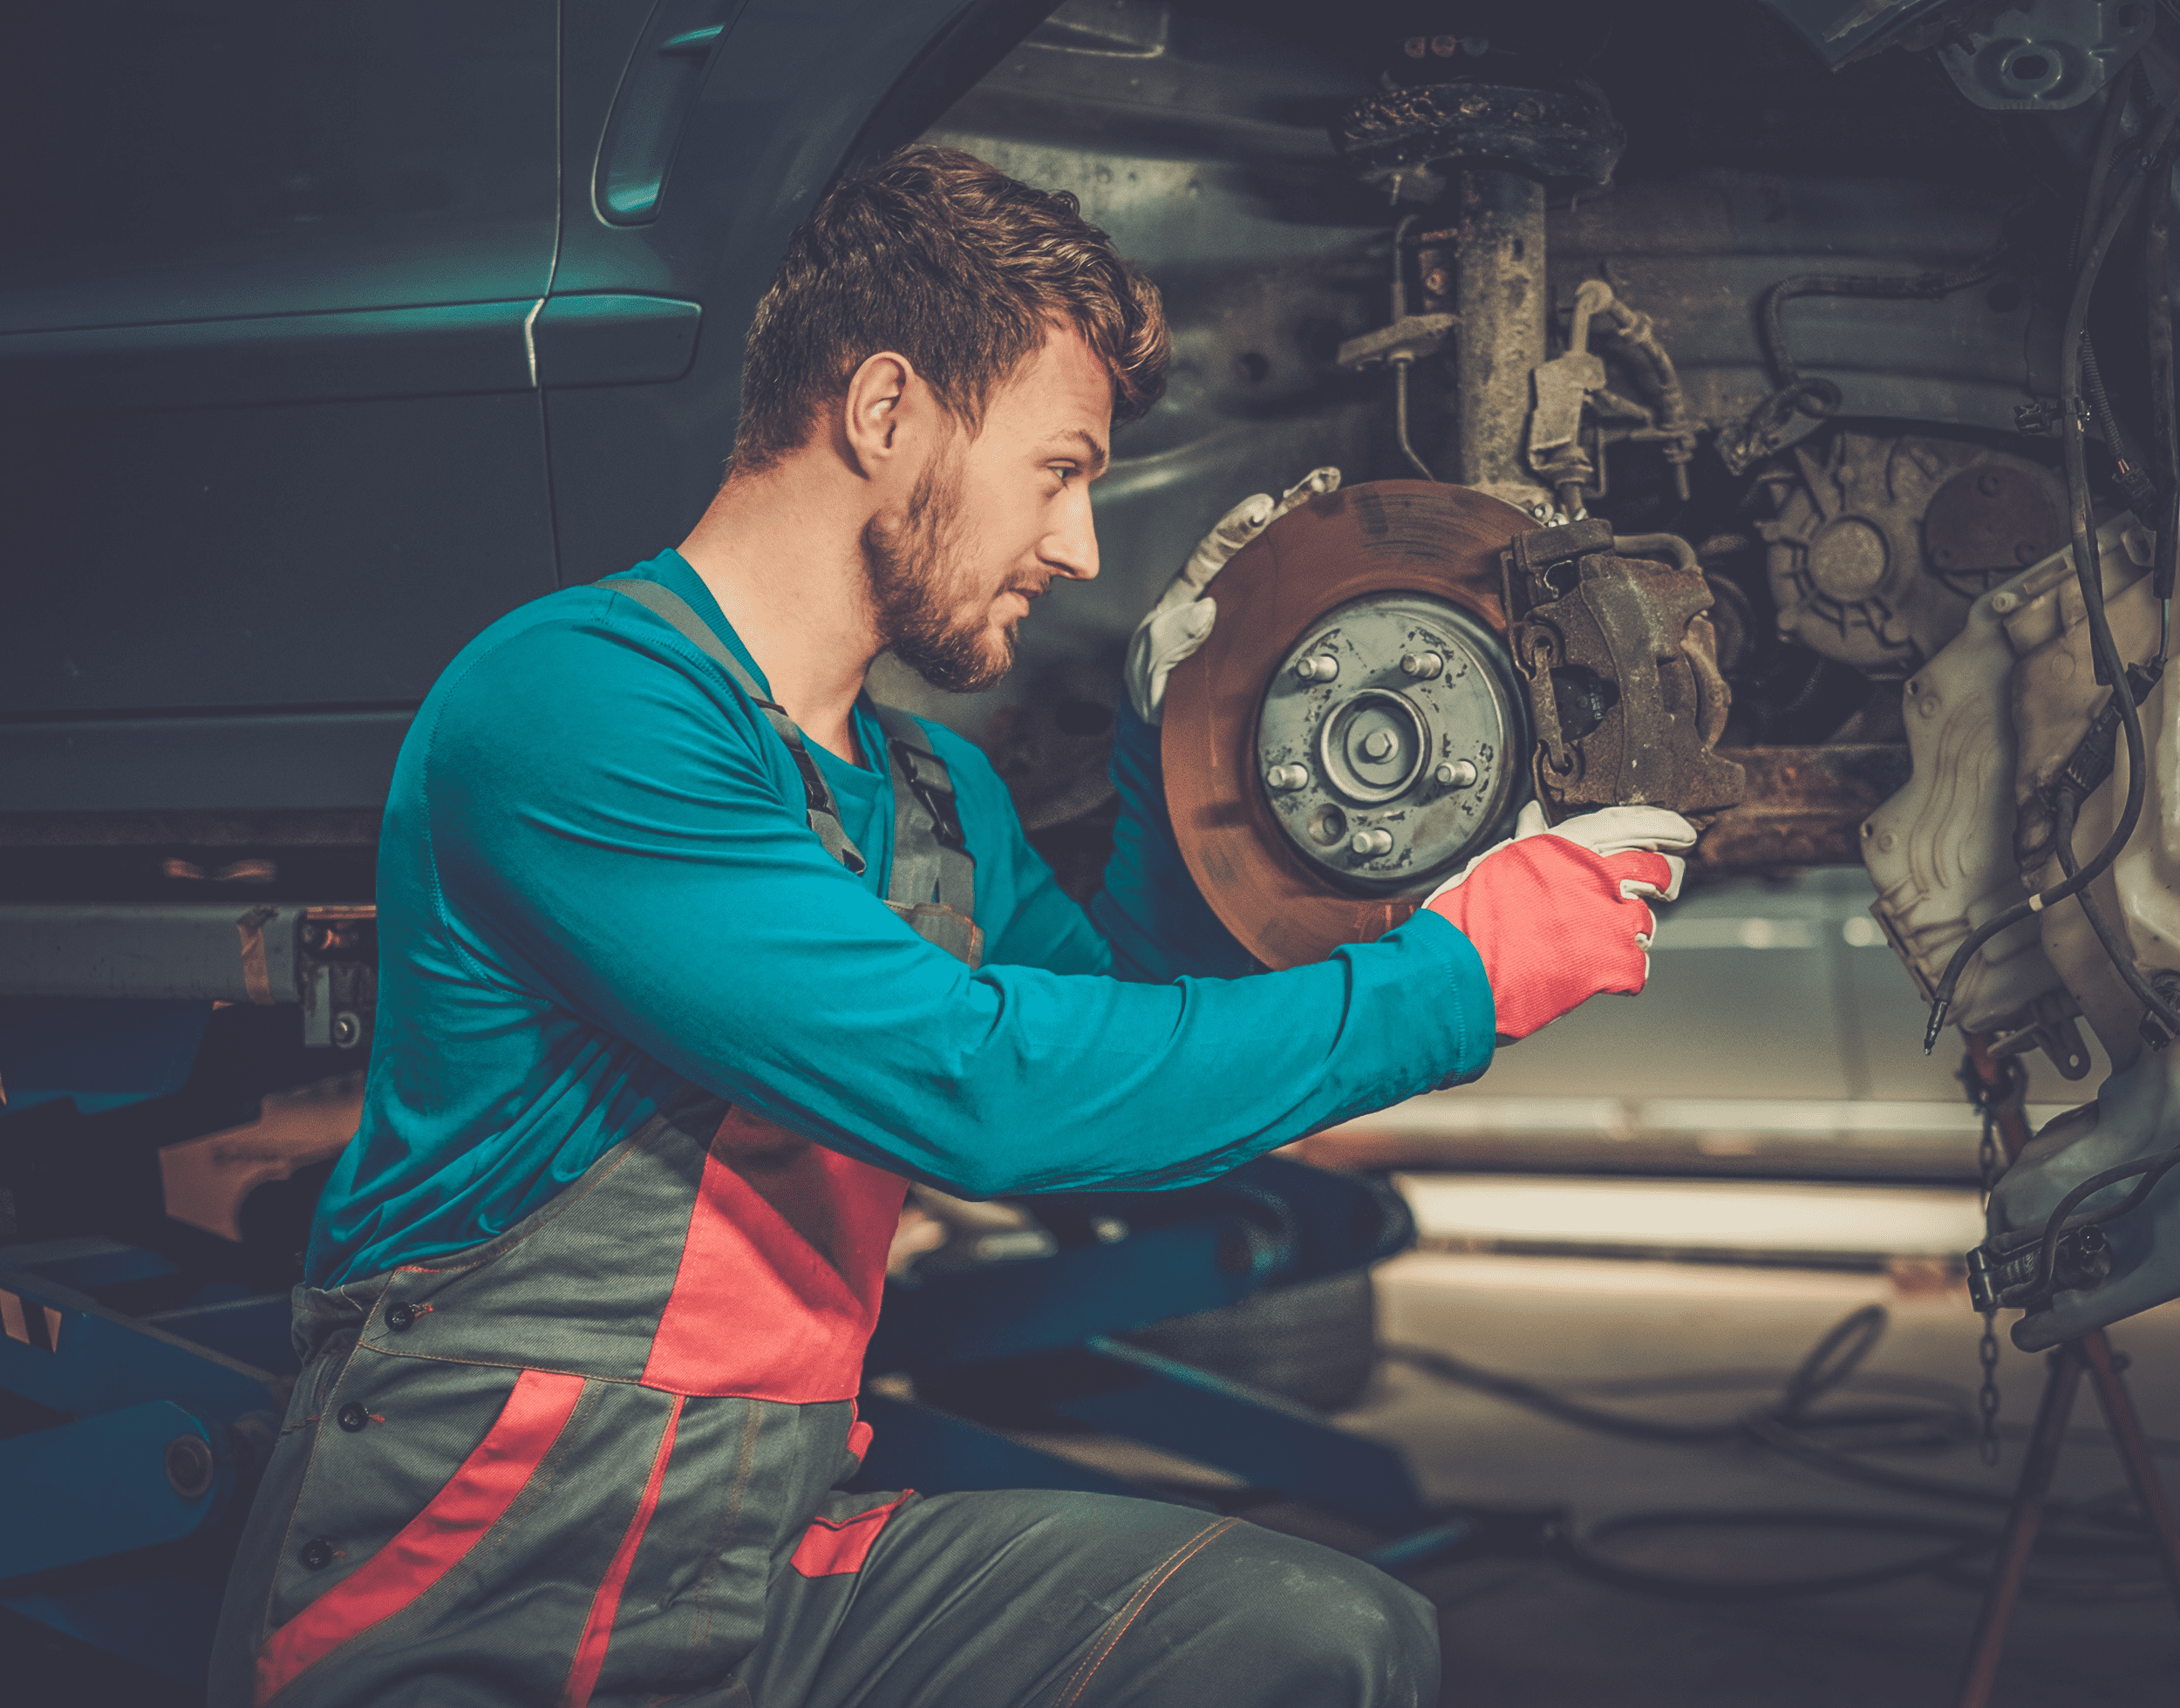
[729,146,1168,477]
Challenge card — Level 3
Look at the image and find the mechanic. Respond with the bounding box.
[209,147,1693,1708]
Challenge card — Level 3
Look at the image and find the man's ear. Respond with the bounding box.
[841,351,916,480]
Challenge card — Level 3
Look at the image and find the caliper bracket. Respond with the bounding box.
[1501,521,1747,815]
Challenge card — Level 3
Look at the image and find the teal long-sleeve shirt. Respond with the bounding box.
[307,550,1496,1286]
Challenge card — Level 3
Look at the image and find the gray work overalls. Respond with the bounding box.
[208,579,1438,1708]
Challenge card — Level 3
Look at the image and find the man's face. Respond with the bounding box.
[862,327,1110,693]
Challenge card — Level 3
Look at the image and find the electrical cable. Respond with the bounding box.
[1998,1145,2180,1304]
[2048,789,2180,1058]
[2074,71,2161,510]
[1386,1304,2165,1603]
[2145,109,2180,538]
[2074,57,2140,272]
[2081,335,2163,516]
[1388,1310,2120,1518]
[1557,1511,1985,1603]
[1756,259,2012,394]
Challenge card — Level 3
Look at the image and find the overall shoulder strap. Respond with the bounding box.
[869,703,982,969]
[599,576,868,878]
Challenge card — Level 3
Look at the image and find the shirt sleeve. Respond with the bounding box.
[426,610,1496,1199]
[1087,700,1257,983]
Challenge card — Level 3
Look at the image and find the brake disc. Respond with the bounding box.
[1162,480,1536,969]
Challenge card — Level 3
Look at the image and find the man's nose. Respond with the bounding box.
[1043,494,1100,583]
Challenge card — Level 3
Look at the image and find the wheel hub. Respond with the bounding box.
[1258,595,1520,888]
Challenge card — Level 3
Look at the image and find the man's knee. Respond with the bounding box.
[1259,1540,1440,1706]
[1161,1522,1440,1707]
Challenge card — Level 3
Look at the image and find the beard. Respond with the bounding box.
[860,449,1021,695]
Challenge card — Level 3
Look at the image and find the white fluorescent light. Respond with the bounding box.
[1394,1174,1985,1259]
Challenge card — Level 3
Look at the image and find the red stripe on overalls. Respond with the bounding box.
[789,1495,909,1578]
[255,1368,585,1704]
[642,1108,907,1400]
[559,1395,684,1708]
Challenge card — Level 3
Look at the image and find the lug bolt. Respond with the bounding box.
[1361,730,1397,761]
[1265,764,1311,792]
[1400,650,1445,679]
[1434,759,1479,788]
[1348,827,1394,857]
[1293,653,1340,683]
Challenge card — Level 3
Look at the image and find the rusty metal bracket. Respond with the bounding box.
[1690,745,1908,874]
[1335,312,1458,371]
[298,906,377,1052]
[1501,522,1746,816]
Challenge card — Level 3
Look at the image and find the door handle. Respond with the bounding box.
[595,1,750,227]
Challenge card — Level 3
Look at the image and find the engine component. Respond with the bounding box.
[1863,517,2169,1077]
[1751,0,1999,69]
[1432,174,1546,504]
[1501,521,1746,817]
[1162,480,1533,970]
[1333,79,1625,510]
[1861,548,2084,1073]
[1257,595,1523,888]
[1331,80,1624,205]
[1527,279,1700,510]
[1979,1058,2180,1348]
[1687,745,1908,874]
[1754,430,2069,679]
[1937,0,2152,112]
[1967,1219,2111,1314]
[2005,517,2177,1072]
[1715,262,2011,477]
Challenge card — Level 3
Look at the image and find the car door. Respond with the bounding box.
[0,1,567,814]
[539,0,1063,586]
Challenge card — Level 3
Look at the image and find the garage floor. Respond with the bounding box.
[1348,1249,2180,1708]
[1031,1236,2180,1705]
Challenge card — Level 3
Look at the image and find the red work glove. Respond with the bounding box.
[1424,802,1695,1041]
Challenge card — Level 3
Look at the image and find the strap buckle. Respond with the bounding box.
[890,742,967,851]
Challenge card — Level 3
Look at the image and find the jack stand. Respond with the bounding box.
[1952,1038,2180,1708]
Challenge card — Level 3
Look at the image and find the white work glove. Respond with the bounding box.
[1422,802,1696,1041]
[1124,466,1341,724]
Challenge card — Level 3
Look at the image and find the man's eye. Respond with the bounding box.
[1053,465,1077,489]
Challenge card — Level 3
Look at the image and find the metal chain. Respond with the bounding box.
[1975,1299,2004,1467]
[1959,1049,2023,1468]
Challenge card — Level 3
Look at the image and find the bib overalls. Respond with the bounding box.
[208,582,1438,1708]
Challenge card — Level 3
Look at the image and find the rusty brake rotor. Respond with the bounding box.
[1162,480,1538,970]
